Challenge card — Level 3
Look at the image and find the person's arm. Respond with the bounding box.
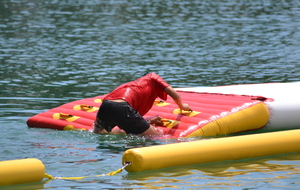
[164,86,191,111]
[145,115,163,126]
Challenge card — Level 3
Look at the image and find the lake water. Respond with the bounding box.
[1,0,300,189]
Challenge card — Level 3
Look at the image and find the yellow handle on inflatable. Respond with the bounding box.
[0,158,45,186]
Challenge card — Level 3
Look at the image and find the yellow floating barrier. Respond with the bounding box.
[122,129,300,173]
[0,158,45,186]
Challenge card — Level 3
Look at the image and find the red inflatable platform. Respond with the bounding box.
[27,91,270,138]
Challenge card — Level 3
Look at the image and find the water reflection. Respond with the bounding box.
[96,134,162,154]
[2,182,45,190]
[123,153,300,189]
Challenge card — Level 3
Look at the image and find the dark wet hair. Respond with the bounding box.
[143,72,150,76]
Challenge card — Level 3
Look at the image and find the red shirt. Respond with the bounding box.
[104,73,170,116]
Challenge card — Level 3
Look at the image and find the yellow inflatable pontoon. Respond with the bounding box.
[0,158,45,186]
[123,129,300,173]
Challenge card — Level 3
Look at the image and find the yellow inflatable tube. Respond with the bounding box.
[123,129,300,173]
[0,158,45,186]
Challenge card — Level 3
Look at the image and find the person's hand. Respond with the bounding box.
[181,103,191,111]
[149,115,164,126]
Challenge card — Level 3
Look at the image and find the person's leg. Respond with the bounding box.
[94,100,117,133]
[118,104,161,136]
[140,124,162,136]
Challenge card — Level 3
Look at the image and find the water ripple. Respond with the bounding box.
[1,1,300,189]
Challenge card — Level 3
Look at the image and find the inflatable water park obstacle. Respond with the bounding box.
[3,83,298,186]
[21,82,300,177]
[27,81,300,137]
[26,91,269,137]
[3,83,299,186]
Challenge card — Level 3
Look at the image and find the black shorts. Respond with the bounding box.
[96,100,150,134]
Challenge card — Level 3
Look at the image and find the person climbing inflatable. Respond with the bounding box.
[93,72,191,136]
